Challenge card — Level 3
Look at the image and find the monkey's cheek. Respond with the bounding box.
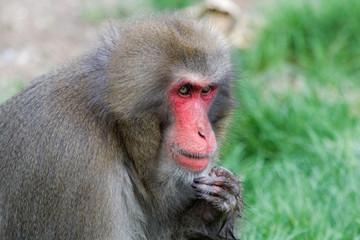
[175,154,210,173]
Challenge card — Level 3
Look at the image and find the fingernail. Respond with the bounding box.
[193,178,200,183]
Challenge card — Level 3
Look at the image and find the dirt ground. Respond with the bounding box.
[0,0,259,92]
[0,0,103,85]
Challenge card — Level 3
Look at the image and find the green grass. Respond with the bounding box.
[221,0,360,238]
[244,0,360,75]
[150,0,199,10]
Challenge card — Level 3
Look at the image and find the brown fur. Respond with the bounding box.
[0,13,241,239]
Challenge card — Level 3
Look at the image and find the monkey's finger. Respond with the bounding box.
[209,169,217,177]
[213,167,240,183]
[194,177,240,196]
[194,176,232,188]
[193,176,218,185]
[194,176,235,187]
[192,182,223,195]
[215,177,241,196]
[192,183,239,213]
[212,166,233,178]
[191,183,230,199]
[209,166,218,176]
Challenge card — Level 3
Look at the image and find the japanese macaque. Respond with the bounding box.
[0,13,243,239]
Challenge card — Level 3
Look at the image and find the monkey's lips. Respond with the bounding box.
[174,150,210,172]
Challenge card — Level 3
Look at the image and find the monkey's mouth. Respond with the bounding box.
[171,147,211,172]
[178,150,210,159]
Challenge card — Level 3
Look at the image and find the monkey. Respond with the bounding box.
[0,13,243,240]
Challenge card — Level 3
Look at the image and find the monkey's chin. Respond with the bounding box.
[175,154,210,173]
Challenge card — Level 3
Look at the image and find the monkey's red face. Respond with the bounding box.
[168,77,217,173]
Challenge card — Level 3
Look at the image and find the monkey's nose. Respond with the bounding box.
[198,131,206,139]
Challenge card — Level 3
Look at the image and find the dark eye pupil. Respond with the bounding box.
[178,85,190,95]
[202,86,211,93]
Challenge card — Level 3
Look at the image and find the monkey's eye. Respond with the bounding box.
[201,86,211,94]
[178,85,191,96]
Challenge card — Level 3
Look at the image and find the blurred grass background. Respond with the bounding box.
[1,0,359,239]
[222,0,360,239]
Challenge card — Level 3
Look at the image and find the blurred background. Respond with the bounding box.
[1,0,359,239]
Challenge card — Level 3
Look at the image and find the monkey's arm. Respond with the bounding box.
[177,166,243,240]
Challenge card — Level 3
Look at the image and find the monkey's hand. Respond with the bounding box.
[191,166,243,239]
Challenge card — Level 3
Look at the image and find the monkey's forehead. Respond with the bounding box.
[172,71,216,86]
[104,13,232,71]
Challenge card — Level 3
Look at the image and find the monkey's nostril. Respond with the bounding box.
[198,131,205,139]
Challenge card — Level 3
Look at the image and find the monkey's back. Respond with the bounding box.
[0,72,120,238]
